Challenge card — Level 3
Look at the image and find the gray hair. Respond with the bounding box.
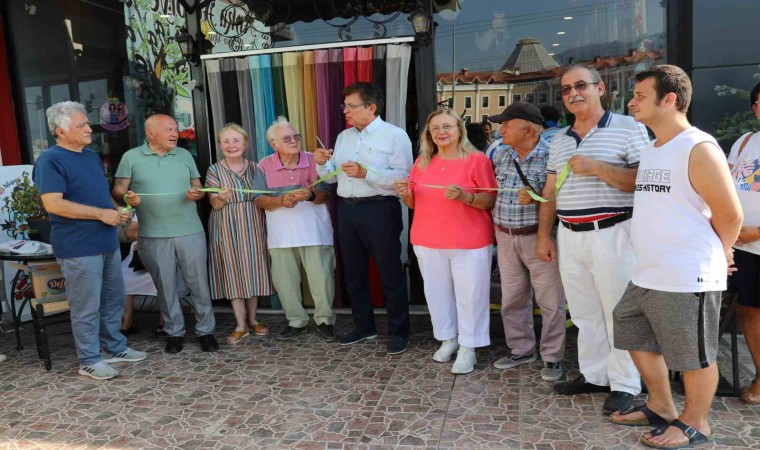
[46,101,87,134]
[266,116,295,141]
[562,64,603,84]
[522,121,544,135]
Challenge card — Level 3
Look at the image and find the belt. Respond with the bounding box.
[495,224,538,236]
[340,195,394,204]
[560,212,631,232]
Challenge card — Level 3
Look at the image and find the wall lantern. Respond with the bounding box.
[175,28,197,64]
[177,0,213,14]
[408,4,432,47]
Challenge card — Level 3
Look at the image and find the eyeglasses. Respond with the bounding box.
[429,124,457,134]
[561,81,600,96]
[340,103,367,112]
[276,134,302,144]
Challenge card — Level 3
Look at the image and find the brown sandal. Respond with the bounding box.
[249,322,270,336]
[227,328,250,344]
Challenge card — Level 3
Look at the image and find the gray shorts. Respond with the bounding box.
[613,282,721,372]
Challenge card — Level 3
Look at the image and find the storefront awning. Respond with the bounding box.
[216,0,423,26]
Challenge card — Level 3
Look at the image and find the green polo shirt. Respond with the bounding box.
[115,144,203,238]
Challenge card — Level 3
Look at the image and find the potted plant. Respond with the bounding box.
[1,171,50,243]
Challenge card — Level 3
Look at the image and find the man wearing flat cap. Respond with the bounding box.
[488,102,566,382]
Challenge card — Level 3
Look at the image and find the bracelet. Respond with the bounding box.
[466,193,475,205]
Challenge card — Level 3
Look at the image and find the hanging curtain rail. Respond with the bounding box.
[200,36,415,60]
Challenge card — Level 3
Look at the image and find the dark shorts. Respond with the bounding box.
[728,248,760,308]
[613,282,721,372]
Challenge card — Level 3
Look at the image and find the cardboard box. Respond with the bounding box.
[8,261,66,301]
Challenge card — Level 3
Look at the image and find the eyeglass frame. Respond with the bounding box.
[560,81,601,96]
[339,102,369,112]
[274,134,302,144]
[428,124,458,134]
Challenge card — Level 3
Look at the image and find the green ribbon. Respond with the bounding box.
[121,166,347,211]
[555,164,571,195]
[411,182,548,203]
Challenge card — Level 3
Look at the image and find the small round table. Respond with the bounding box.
[0,252,56,351]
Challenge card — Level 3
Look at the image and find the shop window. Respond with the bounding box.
[432,1,667,120]
[6,0,196,174]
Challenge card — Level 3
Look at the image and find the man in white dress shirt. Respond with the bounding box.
[314,82,413,355]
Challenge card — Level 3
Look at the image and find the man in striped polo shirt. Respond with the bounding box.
[536,65,650,414]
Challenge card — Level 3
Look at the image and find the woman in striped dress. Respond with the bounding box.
[206,123,274,344]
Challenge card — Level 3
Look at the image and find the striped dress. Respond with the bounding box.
[206,160,274,299]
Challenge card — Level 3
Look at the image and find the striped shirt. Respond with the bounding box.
[547,110,650,222]
[540,126,562,143]
[492,137,551,228]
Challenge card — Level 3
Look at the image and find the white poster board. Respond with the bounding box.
[0,165,38,323]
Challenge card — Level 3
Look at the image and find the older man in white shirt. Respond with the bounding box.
[314,82,413,355]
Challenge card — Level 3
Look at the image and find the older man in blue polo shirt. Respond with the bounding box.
[34,101,148,380]
[113,114,217,354]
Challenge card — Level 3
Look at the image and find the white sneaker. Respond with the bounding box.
[78,361,119,380]
[0,354,6,362]
[103,347,149,363]
[433,339,459,363]
[451,347,476,374]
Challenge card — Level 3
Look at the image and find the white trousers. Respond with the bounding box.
[557,220,641,394]
[413,245,492,348]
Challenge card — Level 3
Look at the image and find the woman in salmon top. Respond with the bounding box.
[395,110,497,374]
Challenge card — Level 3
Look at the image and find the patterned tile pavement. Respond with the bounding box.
[0,311,758,449]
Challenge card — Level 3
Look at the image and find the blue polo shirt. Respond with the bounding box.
[32,145,118,258]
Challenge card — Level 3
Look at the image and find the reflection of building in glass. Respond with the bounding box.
[437,37,663,122]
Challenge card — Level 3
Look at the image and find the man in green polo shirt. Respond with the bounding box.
[113,114,218,354]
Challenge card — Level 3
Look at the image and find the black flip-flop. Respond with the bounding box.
[610,404,669,427]
[640,419,714,449]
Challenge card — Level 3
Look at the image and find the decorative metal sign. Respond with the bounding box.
[201,0,275,50]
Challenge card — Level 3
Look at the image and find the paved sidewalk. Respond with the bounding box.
[0,313,758,449]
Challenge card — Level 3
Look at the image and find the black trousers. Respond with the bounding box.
[337,197,410,338]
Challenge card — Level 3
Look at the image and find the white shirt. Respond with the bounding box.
[264,201,333,249]
[728,131,760,255]
[631,127,726,292]
[316,116,413,198]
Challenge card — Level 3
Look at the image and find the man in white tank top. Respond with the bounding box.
[611,65,742,449]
